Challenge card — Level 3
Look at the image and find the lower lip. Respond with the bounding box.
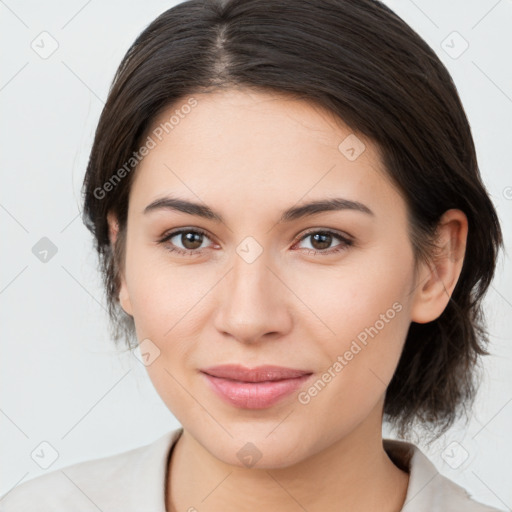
[201,372,313,409]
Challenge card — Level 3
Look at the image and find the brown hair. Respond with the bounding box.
[81,0,503,441]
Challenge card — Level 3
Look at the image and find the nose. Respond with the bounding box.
[212,249,293,345]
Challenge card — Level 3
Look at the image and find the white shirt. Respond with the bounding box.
[0,427,505,511]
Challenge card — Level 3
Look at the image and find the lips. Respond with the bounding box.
[200,364,312,382]
[200,364,314,409]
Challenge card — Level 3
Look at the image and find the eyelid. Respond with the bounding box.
[158,226,215,248]
[291,228,354,255]
[294,227,354,244]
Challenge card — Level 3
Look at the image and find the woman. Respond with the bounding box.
[1,0,505,510]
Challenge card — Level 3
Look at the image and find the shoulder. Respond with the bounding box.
[383,438,506,512]
[432,474,506,512]
[0,428,182,512]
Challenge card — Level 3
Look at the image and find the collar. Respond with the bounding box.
[129,427,492,512]
[127,427,183,512]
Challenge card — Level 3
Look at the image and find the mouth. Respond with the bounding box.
[200,364,313,409]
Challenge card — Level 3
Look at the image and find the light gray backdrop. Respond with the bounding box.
[1,0,511,509]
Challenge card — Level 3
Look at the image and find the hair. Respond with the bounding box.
[81,0,503,442]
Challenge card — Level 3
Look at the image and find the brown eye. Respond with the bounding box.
[295,229,353,255]
[179,231,204,250]
[309,232,333,250]
[158,228,214,256]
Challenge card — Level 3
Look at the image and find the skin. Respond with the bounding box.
[107,88,468,512]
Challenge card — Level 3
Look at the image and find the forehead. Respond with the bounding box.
[129,88,403,220]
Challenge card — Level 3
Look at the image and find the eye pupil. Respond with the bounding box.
[182,232,203,250]
[311,233,332,250]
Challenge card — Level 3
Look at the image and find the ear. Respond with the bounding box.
[106,211,133,316]
[410,209,468,324]
[107,211,119,246]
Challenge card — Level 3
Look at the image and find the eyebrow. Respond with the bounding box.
[143,196,374,223]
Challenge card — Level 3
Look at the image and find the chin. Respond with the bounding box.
[201,425,310,470]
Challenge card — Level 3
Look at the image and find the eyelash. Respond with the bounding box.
[157,227,354,257]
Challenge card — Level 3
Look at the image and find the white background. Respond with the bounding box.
[1,0,511,509]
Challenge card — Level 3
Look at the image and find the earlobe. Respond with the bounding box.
[107,211,133,316]
[410,209,468,324]
[119,281,134,317]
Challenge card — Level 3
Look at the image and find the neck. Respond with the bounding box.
[166,404,409,512]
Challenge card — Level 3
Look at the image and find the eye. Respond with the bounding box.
[157,228,215,256]
[293,229,353,255]
[157,227,353,257]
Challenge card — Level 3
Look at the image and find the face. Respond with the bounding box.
[110,88,429,468]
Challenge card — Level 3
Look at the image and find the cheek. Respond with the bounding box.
[124,246,210,418]
[124,232,214,338]
[126,227,414,350]
[293,246,413,342]
[291,245,414,396]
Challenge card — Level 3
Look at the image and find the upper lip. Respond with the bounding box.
[200,364,313,382]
